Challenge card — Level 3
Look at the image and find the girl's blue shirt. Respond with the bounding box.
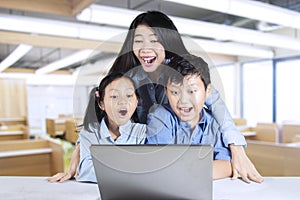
[77,119,146,183]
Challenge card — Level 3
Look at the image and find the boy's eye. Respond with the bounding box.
[189,90,197,94]
[170,90,179,95]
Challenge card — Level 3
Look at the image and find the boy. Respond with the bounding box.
[146,54,232,179]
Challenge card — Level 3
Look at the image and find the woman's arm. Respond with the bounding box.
[206,87,263,183]
[205,87,246,146]
[47,144,80,183]
[230,145,264,183]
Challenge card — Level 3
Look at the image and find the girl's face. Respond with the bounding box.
[100,77,138,127]
[133,24,166,73]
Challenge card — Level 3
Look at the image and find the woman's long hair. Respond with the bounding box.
[109,10,189,74]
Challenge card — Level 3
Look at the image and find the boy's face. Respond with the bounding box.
[100,77,138,127]
[166,74,211,129]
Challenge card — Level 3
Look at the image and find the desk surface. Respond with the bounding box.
[0,176,299,200]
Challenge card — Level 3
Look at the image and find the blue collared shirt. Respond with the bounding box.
[127,66,246,147]
[77,119,146,183]
[146,104,231,161]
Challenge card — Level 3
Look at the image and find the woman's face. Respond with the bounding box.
[133,24,166,73]
[100,77,138,127]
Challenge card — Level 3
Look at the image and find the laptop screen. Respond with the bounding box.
[91,145,213,200]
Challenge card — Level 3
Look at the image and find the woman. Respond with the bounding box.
[49,11,263,184]
[109,11,263,183]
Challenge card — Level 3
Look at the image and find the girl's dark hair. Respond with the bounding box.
[109,10,189,74]
[83,72,138,131]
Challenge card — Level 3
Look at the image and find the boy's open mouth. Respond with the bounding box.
[179,107,193,114]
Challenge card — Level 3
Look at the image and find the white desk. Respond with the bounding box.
[0,176,299,200]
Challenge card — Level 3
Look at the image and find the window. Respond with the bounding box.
[216,64,236,116]
[242,60,273,126]
[276,58,300,124]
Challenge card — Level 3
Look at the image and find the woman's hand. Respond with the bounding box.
[230,145,264,183]
[47,144,80,183]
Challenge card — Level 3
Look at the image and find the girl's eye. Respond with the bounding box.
[127,94,134,98]
[110,95,118,99]
[151,39,159,43]
[189,90,197,94]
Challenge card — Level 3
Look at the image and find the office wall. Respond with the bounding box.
[0,78,27,118]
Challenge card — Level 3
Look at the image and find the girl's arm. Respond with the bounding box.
[76,128,98,183]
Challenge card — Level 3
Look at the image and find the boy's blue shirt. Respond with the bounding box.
[146,104,232,161]
[128,66,246,147]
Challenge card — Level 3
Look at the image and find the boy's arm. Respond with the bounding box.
[146,105,174,144]
[213,160,232,180]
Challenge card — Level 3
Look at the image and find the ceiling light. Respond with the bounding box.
[184,37,274,58]
[0,13,126,42]
[35,49,97,75]
[0,13,273,58]
[163,0,300,30]
[76,5,300,51]
[0,44,32,72]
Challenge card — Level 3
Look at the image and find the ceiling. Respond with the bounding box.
[1,0,300,75]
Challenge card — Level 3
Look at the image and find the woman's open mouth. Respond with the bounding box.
[142,56,156,65]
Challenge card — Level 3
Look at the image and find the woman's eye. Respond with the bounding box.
[134,40,143,43]
[189,90,197,94]
[151,39,159,43]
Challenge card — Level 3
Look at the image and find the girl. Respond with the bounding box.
[49,73,146,183]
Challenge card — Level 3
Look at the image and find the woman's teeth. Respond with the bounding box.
[142,56,156,64]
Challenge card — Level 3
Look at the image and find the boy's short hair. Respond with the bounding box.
[167,54,211,89]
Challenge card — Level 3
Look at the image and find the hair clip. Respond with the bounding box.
[95,90,100,98]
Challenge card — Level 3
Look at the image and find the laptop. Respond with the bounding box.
[90,145,213,200]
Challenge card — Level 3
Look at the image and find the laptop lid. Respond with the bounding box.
[91,145,213,200]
